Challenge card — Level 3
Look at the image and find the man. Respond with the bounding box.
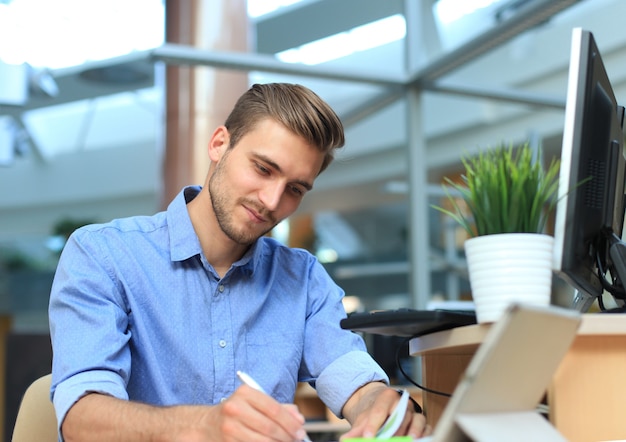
[49,83,429,441]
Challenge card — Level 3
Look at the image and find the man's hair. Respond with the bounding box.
[224,83,345,174]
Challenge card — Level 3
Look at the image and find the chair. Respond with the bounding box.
[12,373,57,442]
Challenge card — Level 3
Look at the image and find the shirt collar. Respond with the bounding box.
[166,186,261,276]
[234,240,259,276]
[167,186,204,262]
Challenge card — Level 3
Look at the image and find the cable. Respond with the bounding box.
[594,235,626,306]
[395,337,452,398]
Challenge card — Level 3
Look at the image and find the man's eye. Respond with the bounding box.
[290,185,305,196]
[255,163,270,174]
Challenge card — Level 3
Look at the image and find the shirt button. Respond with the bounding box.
[219,339,227,348]
[220,397,227,403]
[218,284,225,293]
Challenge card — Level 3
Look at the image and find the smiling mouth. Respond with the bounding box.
[243,204,267,223]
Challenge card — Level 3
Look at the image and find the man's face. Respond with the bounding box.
[209,119,325,245]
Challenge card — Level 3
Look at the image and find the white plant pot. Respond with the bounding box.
[464,233,554,323]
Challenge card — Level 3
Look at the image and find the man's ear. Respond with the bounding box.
[208,126,230,162]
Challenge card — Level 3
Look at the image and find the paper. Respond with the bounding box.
[376,389,410,438]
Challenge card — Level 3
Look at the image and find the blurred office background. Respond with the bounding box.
[1,0,626,438]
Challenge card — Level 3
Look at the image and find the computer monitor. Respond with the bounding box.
[553,28,626,312]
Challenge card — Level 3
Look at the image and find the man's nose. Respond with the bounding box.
[259,181,284,211]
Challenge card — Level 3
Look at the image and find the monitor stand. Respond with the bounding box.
[602,305,626,313]
[606,234,626,311]
[571,289,597,313]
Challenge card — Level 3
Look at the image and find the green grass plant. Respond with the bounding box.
[433,143,561,238]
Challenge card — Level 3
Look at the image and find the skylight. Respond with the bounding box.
[435,0,500,24]
[247,0,304,19]
[276,14,406,66]
[0,0,500,69]
[0,0,164,68]
[249,0,497,66]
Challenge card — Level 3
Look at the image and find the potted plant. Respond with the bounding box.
[433,142,561,323]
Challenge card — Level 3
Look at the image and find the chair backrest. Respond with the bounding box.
[12,373,57,442]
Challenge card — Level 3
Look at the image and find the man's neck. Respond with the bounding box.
[186,189,249,278]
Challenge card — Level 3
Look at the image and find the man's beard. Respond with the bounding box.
[208,165,277,245]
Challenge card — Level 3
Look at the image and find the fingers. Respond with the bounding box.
[406,412,430,438]
[341,388,399,438]
[396,401,415,436]
[226,385,307,441]
[284,403,306,422]
[340,388,429,440]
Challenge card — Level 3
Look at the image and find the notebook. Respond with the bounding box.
[412,303,582,442]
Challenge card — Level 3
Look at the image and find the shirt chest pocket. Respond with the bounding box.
[244,331,303,401]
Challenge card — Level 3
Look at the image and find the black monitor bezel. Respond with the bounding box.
[553,28,626,311]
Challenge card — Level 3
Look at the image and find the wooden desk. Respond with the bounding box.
[408,323,489,427]
[409,314,626,442]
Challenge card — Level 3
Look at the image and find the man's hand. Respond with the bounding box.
[339,383,431,440]
[214,384,309,441]
[62,386,308,441]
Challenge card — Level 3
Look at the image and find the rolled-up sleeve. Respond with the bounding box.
[49,228,132,435]
[299,258,389,417]
[316,350,389,417]
[52,370,129,437]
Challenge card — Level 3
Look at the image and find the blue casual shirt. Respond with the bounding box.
[49,186,387,436]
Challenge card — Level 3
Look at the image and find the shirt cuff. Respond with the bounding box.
[315,350,389,418]
[52,370,128,441]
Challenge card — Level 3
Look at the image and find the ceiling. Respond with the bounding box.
[3,0,626,306]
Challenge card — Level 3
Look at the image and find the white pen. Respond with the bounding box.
[236,370,267,393]
[236,371,312,442]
